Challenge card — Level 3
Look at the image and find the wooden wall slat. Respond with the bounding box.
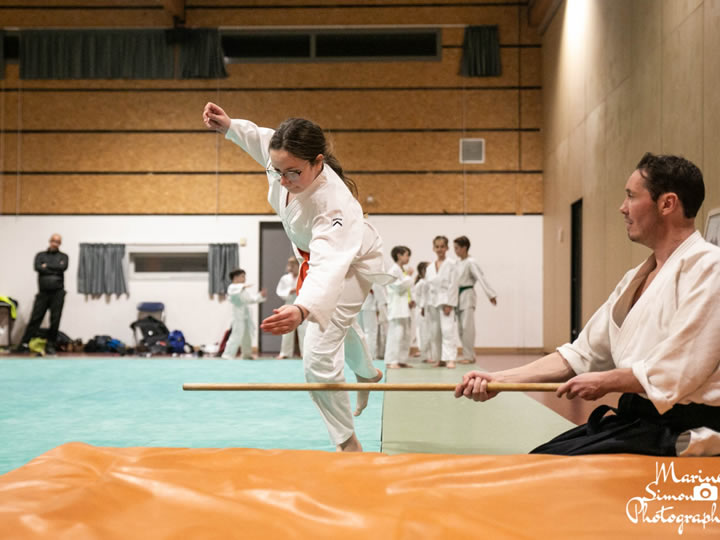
[521,89,542,129]
[0,10,167,27]
[9,174,222,214]
[5,131,524,173]
[521,47,543,87]
[1,172,536,215]
[517,173,543,214]
[521,131,543,171]
[4,88,527,131]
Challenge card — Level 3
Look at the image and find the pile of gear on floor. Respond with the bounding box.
[11,319,199,357]
[3,303,227,358]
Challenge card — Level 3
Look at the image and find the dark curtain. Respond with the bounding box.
[460,25,501,77]
[77,243,128,296]
[19,30,174,79]
[0,30,5,80]
[208,243,239,296]
[178,28,227,79]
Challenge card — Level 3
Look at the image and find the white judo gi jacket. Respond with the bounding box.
[425,258,459,308]
[227,283,265,333]
[558,231,720,455]
[455,257,496,310]
[385,263,413,320]
[226,119,389,331]
[275,272,297,305]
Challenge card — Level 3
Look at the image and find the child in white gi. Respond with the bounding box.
[384,246,414,368]
[425,235,458,368]
[412,261,432,363]
[357,284,381,361]
[203,103,390,452]
[275,256,306,359]
[222,268,267,360]
[453,236,497,364]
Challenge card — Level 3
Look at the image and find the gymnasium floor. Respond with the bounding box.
[0,353,619,475]
[0,357,384,475]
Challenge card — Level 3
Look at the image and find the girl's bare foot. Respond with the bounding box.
[446,361,456,369]
[354,368,383,416]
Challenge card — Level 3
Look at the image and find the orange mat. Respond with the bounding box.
[1,443,719,538]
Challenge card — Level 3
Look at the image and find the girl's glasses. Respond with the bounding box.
[266,163,308,183]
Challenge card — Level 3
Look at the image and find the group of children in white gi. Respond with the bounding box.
[221,234,498,368]
[360,235,498,369]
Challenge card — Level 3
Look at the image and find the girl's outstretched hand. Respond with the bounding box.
[202,102,231,134]
[260,304,305,335]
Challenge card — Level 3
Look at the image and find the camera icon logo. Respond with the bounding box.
[692,483,718,501]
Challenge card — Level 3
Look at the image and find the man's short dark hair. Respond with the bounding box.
[228,268,245,280]
[454,236,470,250]
[433,235,449,247]
[391,245,410,262]
[636,153,704,218]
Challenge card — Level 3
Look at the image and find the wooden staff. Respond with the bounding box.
[182,382,561,392]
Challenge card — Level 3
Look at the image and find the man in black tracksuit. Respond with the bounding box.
[19,234,68,355]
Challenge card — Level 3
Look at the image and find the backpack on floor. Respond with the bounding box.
[167,330,187,354]
[130,316,170,349]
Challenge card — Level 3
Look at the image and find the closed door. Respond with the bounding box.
[259,222,295,355]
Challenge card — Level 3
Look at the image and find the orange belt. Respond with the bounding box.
[296,248,310,293]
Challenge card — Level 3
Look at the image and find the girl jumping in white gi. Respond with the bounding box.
[203,102,388,452]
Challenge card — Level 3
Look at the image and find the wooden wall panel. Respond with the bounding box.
[218,175,277,214]
[4,133,221,172]
[6,131,522,174]
[10,174,221,214]
[0,9,167,27]
[219,49,524,90]
[517,174,543,214]
[4,88,524,132]
[521,89,543,129]
[521,132,543,171]
[355,173,465,214]
[521,48,543,87]
[464,174,519,214]
[330,132,520,172]
[0,1,542,215]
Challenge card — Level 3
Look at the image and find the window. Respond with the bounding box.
[131,253,208,273]
[128,245,209,281]
[222,28,441,63]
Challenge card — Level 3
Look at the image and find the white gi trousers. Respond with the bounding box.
[384,317,411,365]
[223,319,252,359]
[426,305,458,362]
[415,309,432,361]
[302,268,377,446]
[357,310,378,360]
[279,322,306,358]
[457,307,475,361]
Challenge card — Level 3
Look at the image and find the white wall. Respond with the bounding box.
[0,214,542,349]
